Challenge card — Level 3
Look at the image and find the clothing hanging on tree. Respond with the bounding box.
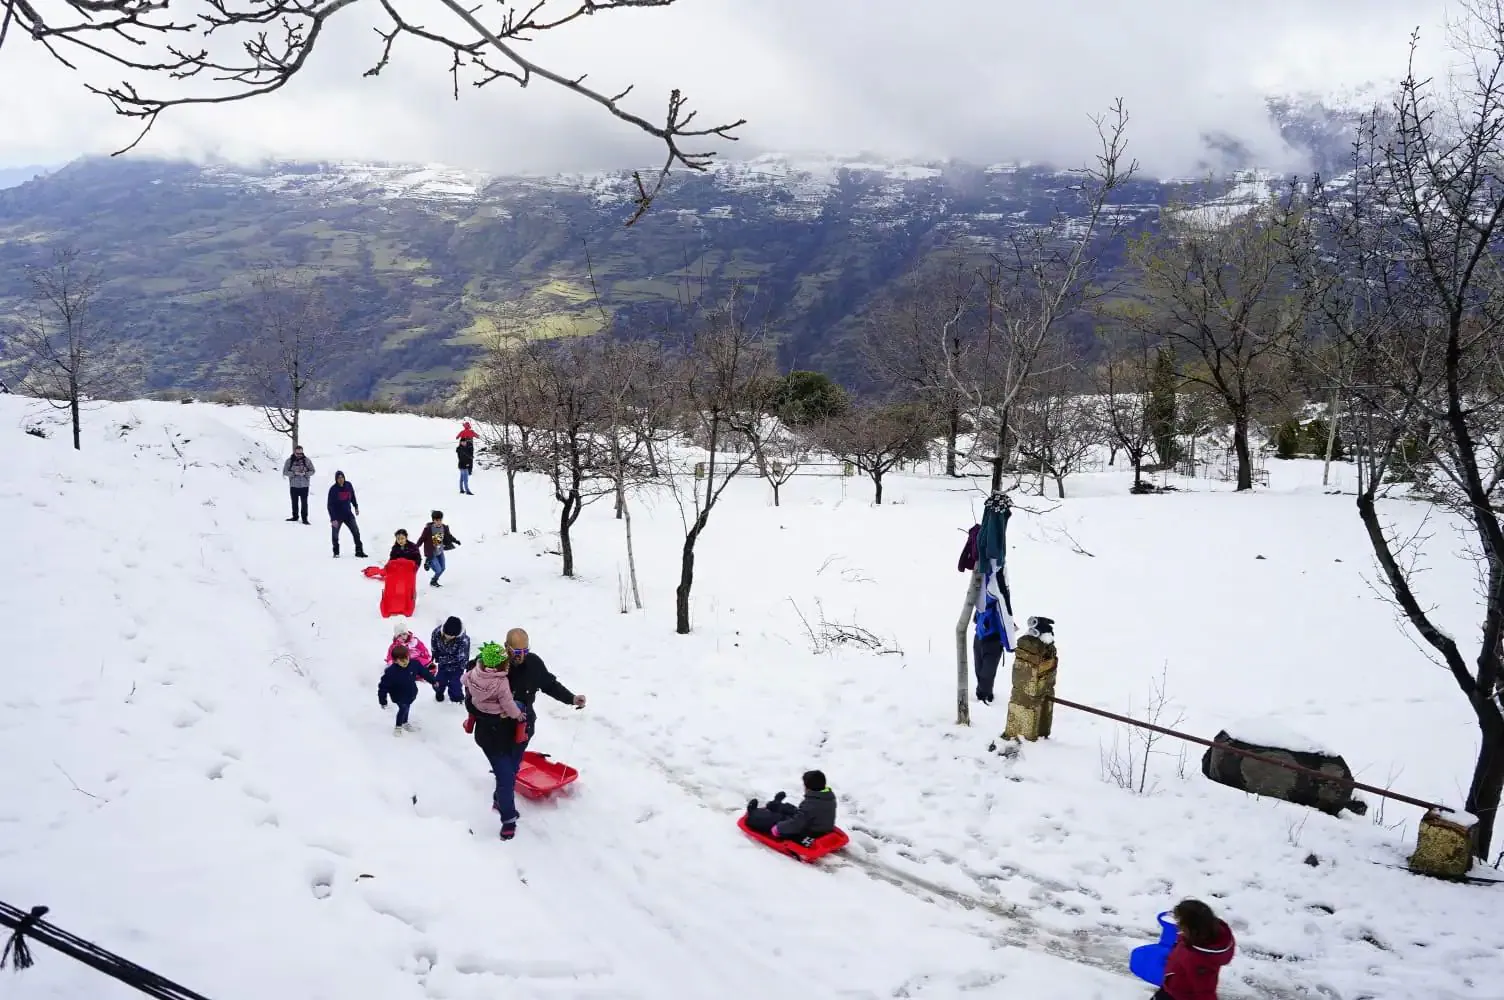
[974,491,1020,649]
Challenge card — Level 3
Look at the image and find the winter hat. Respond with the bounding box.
[802,769,827,792]
[477,641,506,669]
[392,618,411,638]
[442,616,463,638]
[335,470,345,481]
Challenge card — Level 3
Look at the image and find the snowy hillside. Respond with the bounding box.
[2,398,1501,1000]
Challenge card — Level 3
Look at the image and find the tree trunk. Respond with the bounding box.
[1132,450,1143,491]
[945,407,960,477]
[954,568,983,726]
[646,437,661,479]
[1232,409,1253,491]
[772,482,781,507]
[990,409,1012,492]
[872,470,884,505]
[620,491,643,611]
[290,387,301,450]
[1053,472,1067,499]
[69,392,81,451]
[559,493,579,578]
[675,523,704,635]
[1467,706,1504,858]
[505,466,518,533]
[1107,441,1118,466]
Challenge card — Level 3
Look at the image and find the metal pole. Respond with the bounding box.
[1048,695,1451,814]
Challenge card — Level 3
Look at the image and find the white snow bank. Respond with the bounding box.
[1223,716,1337,755]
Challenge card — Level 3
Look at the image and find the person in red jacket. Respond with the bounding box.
[456,421,479,441]
[1156,899,1235,1000]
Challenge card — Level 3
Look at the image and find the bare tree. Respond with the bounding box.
[947,101,1137,490]
[751,420,812,507]
[1121,198,1309,490]
[668,295,775,634]
[8,248,136,450]
[1292,3,1504,858]
[1097,323,1159,492]
[596,338,673,609]
[863,260,978,476]
[471,324,538,533]
[1011,354,1101,499]
[513,339,617,578]
[8,0,742,224]
[813,401,934,505]
[236,271,353,449]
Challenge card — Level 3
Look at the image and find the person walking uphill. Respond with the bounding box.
[430,616,470,703]
[282,445,316,524]
[378,644,436,735]
[457,435,475,496]
[419,511,460,588]
[327,472,366,558]
[1155,899,1235,1000]
[462,628,585,841]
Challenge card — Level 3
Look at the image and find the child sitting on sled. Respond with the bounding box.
[745,770,837,843]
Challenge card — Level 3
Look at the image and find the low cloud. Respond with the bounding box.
[0,0,1453,177]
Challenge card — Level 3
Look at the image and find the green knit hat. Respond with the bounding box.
[478,641,506,668]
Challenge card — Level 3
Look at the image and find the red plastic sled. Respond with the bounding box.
[379,558,418,618]
[736,815,850,863]
[363,565,386,580]
[515,751,578,800]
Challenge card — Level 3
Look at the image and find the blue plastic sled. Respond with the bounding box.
[1129,911,1178,986]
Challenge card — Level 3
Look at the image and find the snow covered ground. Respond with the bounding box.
[1,397,1501,1000]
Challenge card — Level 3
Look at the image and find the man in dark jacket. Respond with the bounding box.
[327,472,367,558]
[746,770,837,842]
[419,510,460,588]
[282,445,316,524]
[463,627,585,840]
[457,437,475,495]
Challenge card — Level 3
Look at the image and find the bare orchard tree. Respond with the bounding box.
[813,400,935,505]
[745,415,813,507]
[1096,322,1160,492]
[950,101,1137,490]
[1120,197,1310,491]
[237,271,353,450]
[1009,339,1101,498]
[862,259,979,476]
[1296,6,1504,858]
[470,324,540,533]
[668,295,775,634]
[8,248,137,450]
[513,338,617,578]
[595,338,674,610]
[8,0,741,225]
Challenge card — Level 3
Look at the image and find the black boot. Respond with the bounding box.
[355,548,368,558]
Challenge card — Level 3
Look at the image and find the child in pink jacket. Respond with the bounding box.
[462,641,526,722]
[386,618,433,668]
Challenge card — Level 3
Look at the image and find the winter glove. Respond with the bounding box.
[423,558,431,570]
[770,825,780,838]
[379,697,388,709]
[462,715,476,734]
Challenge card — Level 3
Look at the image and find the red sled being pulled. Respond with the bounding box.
[736,815,849,863]
[372,558,418,618]
[515,751,579,800]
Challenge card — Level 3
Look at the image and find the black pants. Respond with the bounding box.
[1151,991,1170,1000]
[331,515,363,555]
[289,487,309,521]
[746,800,798,836]
[974,633,1003,703]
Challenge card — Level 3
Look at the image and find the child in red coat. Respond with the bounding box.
[1155,899,1235,1000]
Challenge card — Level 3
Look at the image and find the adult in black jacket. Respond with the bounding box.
[327,472,367,558]
[457,438,475,495]
[464,627,586,840]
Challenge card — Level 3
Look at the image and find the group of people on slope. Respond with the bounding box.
[387,512,460,588]
[377,618,585,841]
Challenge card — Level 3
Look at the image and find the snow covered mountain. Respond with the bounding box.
[0,97,1365,401]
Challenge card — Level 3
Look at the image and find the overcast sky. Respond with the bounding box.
[0,0,1453,177]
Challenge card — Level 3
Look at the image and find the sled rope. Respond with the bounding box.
[0,900,214,999]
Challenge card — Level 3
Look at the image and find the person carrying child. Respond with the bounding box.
[1155,899,1236,1000]
[430,616,471,703]
[378,644,437,735]
[745,770,837,843]
[463,641,532,840]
